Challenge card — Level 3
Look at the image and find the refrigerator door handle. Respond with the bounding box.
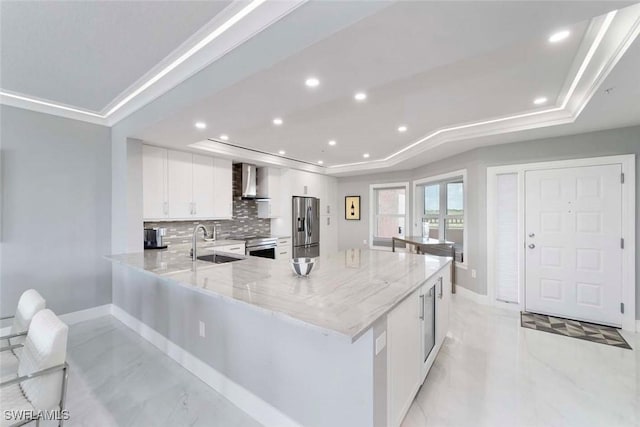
[306,206,312,239]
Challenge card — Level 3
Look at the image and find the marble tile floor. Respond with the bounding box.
[64,316,262,427]
[401,295,640,427]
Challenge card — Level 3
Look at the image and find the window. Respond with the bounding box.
[418,175,465,262]
[370,183,409,248]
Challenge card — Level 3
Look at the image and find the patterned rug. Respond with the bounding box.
[520,312,632,349]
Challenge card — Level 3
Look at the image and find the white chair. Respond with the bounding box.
[1,290,46,379]
[0,309,69,427]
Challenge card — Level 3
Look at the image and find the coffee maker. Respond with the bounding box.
[144,228,167,249]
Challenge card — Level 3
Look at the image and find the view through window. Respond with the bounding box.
[373,186,406,246]
[422,178,464,261]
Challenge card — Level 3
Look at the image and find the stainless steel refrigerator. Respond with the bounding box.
[292,196,320,258]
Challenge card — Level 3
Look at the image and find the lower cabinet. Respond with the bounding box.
[215,243,245,255]
[387,288,422,427]
[387,263,452,427]
[276,237,291,259]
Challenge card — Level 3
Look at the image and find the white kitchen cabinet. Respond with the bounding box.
[168,150,194,219]
[387,290,421,427]
[192,154,215,219]
[257,167,282,218]
[276,237,291,259]
[212,158,233,219]
[322,177,337,216]
[143,146,233,221]
[387,263,452,427]
[436,266,451,346]
[215,242,245,255]
[142,145,168,220]
[319,215,337,255]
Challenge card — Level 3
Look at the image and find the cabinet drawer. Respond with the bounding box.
[216,244,245,255]
[276,248,290,259]
[278,238,290,246]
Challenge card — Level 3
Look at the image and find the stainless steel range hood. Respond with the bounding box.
[237,163,269,200]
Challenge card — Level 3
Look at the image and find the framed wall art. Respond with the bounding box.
[345,196,361,220]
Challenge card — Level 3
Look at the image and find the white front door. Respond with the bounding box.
[525,164,623,326]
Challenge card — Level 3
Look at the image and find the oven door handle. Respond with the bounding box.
[247,244,277,252]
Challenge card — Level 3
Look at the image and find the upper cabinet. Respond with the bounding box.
[167,150,194,219]
[212,158,233,219]
[142,145,168,220]
[256,167,282,218]
[142,146,233,221]
[192,154,216,219]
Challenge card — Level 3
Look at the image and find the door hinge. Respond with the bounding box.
[621,173,625,184]
[620,302,624,314]
[621,238,624,249]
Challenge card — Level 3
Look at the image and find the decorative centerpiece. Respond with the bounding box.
[290,257,315,277]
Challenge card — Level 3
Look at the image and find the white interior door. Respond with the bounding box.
[525,164,623,326]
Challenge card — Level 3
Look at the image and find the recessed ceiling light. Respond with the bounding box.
[219,134,229,141]
[273,118,283,125]
[305,77,320,88]
[533,96,548,105]
[195,122,206,129]
[398,125,408,133]
[317,160,324,165]
[278,150,286,155]
[328,140,337,146]
[548,30,570,43]
[354,92,367,101]
[363,153,370,158]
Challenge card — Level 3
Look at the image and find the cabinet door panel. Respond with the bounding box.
[142,145,168,219]
[213,158,233,219]
[168,150,193,219]
[387,291,421,427]
[192,154,215,219]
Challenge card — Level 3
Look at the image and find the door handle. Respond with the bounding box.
[438,277,443,299]
[528,243,535,249]
[419,295,425,320]
[528,233,535,238]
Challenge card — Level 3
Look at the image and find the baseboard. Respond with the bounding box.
[59,304,113,325]
[111,305,302,427]
[0,303,113,336]
[454,285,490,305]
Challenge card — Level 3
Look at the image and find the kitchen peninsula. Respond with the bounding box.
[108,248,452,427]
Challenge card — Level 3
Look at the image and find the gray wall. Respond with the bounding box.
[0,105,112,315]
[337,125,640,318]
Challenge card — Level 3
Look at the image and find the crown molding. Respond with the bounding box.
[0,89,108,125]
[0,0,307,127]
[326,6,640,176]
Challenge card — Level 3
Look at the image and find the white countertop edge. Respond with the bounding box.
[107,256,355,343]
[106,255,452,344]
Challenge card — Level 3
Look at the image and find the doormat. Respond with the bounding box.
[520,312,632,349]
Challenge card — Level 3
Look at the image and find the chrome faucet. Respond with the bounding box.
[211,223,217,241]
[191,224,208,261]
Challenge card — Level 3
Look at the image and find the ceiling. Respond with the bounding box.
[1,1,639,176]
[0,0,231,111]
[130,1,640,174]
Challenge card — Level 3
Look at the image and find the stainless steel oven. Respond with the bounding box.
[243,236,278,259]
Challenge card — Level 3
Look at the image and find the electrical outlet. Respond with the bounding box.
[303,185,308,195]
[199,321,206,338]
[375,331,387,355]
[363,239,367,245]
[471,269,477,279]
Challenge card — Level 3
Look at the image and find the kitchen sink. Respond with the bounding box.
[197,254,244,264]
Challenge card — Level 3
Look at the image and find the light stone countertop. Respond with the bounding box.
[108,248,451,342]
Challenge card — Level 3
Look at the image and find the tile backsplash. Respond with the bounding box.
[144,198,271,246]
